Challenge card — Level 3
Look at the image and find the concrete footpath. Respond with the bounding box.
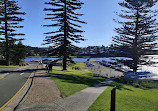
[23,70,62,104]
[15,70,112,111]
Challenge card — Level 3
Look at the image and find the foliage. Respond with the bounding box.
[19,60,27,66]
[25,46,47,57]
[0,0,25,65]
[114,78,158,89]
[10,41,26,65]
[0,40,26,65]
[0,41,5,59]
[112,0,158,72]
[24,45,137,58]
[68,61,86,69]
[76,45,129,57]
[0,60,6,65]
[43,0,86,70]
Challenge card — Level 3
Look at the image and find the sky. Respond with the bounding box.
[16,0,126,47]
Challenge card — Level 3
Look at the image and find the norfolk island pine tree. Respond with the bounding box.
[112,0,158,72]
[43,0,86,70]
[0,0,25,65]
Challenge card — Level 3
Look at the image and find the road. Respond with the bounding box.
[0,62,39,108]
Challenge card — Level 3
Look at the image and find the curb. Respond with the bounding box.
[1,72,35,111]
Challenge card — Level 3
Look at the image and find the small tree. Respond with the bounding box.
[113,0,158,72]
[0,0,25,65]
[43,0,86,70]
[10,40,26,65]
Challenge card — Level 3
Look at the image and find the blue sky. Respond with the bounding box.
[17,0,123,47]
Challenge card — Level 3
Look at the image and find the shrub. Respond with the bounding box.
[114,78,158,89]
[19,61,27,66]
[0,60,6,65]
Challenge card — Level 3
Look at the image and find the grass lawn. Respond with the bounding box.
[0,65,19,68]
[48,62,106,98]
[88,79,158,111]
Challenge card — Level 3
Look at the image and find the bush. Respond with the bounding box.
[19,61,27,66]
[102,60,107,63]
[138,79,158,89]
[0,60,6,65]
[114,78,158,89]
[43,59,53,61]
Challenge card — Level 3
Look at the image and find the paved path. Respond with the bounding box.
[16,79,112,111]
[0,62,38,108]
[23,70,62,104]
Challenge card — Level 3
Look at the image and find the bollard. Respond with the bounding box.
[110,86,116,111]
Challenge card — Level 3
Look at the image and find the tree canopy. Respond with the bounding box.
[113,0,158,72]
[43,0,86,70]
[0,0,25,65]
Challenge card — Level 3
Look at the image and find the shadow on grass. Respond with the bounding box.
[49,72,106,87]
[110,81,134,91]
[48,72,134,91]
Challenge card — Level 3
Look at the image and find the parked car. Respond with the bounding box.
[84,62,94,67]
[125,69,133,73]
[118,68,125,72]
[117,64,123,67]
[115,67,121,71]
[99,62,111,67]
[110,65,117,69]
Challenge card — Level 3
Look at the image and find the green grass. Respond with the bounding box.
[48,62,106,98]
[68,61,86,69]
[0,65,19,68]
[88,80,158,111]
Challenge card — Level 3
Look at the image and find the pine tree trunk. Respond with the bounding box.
[4,0,9,66]
[63,55,67,70]
[133,57,138,72]
[133,8,139,72]
[62,0,67,71]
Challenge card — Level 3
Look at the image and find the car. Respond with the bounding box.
[85,62,94,67]
[119,68,125,72]
[99,62,111,67]
[123,69,133,73]
[110,65,117,69]
[117,64,123,67]
[105,63,111,67]
[115,67,121,71]
[99,62,104,65]
[42,61,52,64]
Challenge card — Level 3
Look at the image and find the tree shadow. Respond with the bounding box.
[34,74,50,78]
[0,68,45,74]
[49,72,134,91]
[110,81,134,91]
[49,73,106,87]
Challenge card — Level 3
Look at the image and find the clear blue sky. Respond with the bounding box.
[17,0,123,47]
